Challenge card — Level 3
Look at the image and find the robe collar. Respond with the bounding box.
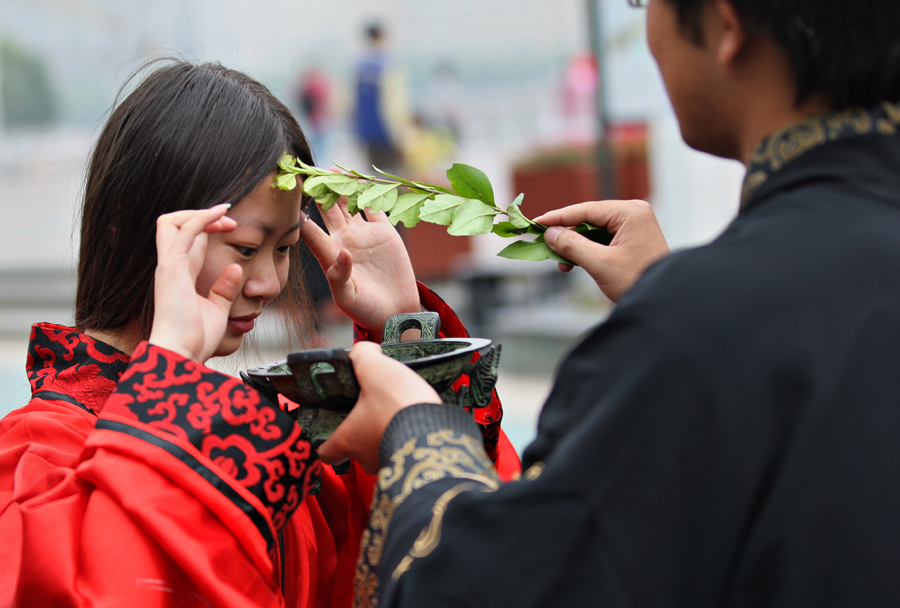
[26,323,131,416]
[741,102,900,210]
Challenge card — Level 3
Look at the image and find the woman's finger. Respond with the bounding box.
[206,264,243,318]
[157,203,232,230]
[156,204,232,254]
[163,205,233,256]
[317,199,351,233]
[325,249,353,287]
[362,207,389,223]
[299,217,340,270]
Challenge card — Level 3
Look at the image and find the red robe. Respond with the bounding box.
[0,286,519,607]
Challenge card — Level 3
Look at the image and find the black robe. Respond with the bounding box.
[357,103,900,607]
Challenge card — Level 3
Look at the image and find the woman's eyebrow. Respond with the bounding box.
[246,218,306,235]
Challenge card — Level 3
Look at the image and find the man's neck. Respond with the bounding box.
[737,95,833,165]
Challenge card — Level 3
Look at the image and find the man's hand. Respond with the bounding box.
[537,199,670,303]
[317,342,441,474]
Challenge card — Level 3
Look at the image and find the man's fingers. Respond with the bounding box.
[545,226,610,269]
[536,199,646,234]
[349,340,384,362]
[316,432,351,466]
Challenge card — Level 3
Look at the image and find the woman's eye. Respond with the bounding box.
[277,243,298,255]
[235,246,257,258]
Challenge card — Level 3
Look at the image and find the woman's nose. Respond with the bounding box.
[243,257,282,303]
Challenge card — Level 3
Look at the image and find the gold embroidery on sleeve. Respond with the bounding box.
[524,461,546,480]
[354,428,501,607]
[392,481,487,580]
[378,437,417,491]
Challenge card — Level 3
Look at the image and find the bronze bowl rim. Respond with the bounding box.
[245,336,493,378]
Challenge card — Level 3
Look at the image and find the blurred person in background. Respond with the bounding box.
[0,59,519,607]
[353,23,410,174]
[561,51,599,146]
[402,63,463,178]
[296,67,336,164]
[318,0,900,605]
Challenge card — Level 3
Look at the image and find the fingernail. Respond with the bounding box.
[215,202,232,210]
[545,226,562,247]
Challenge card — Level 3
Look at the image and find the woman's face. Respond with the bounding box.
[195,173,306,357]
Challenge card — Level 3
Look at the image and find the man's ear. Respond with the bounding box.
[713,0,749,66]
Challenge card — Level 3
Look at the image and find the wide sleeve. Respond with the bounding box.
[3,342,321,608]
[357,307,736,608]
[352,281,521,481]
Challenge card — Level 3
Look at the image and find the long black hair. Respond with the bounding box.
[76,59,317,347]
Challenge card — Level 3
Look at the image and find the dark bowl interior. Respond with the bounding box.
[245,337,491,410]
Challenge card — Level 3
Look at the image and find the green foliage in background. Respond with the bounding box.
[276,154,613,264]
[0,38,57,129]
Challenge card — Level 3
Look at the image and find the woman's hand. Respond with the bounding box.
[536,199,670,303]
[148,204,242,362]
[317,341,441,474]
[300,195,421,342]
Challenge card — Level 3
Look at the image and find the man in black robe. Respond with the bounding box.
[319,0,900,605]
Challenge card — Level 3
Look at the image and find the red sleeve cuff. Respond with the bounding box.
[353,283,520,475]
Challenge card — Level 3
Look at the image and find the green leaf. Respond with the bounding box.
[278,153,298,173]
[575,222,614,246]
[275,173,297,191]
[506,201,531,231]
[302,175,332,198]
[358,182,400,213]
[446,163,495,206]
[419,194,470,226]
[322,175,360,197]
[373,166,424,190]
[346,192,361,214]
[497,236,573,264]
[389,193,431,228]
[492,221,527,238]
[448,200,500,236]
[332,160,374,180]
[414,181,454,195]
[316,191,341,210]
[296,159,331,176]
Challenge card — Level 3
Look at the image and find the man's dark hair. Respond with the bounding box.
[366,23,384,43]
[669,0,900,109]
[77,59,317,347]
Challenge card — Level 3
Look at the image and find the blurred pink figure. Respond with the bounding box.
[562,51,599,145]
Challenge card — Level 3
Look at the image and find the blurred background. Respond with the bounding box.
[0,0,745,452]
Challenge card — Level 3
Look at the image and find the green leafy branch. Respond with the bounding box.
[275,153,612,264]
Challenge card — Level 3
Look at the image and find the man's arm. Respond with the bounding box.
[320,309,737,607]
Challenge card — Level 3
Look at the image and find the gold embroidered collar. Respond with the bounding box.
[741,102,900,208]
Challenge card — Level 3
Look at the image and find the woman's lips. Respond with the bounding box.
[228,315,257,334]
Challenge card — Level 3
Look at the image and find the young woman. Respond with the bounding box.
[0,60,519,607]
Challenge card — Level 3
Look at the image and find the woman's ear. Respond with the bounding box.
[712,0,749,67]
